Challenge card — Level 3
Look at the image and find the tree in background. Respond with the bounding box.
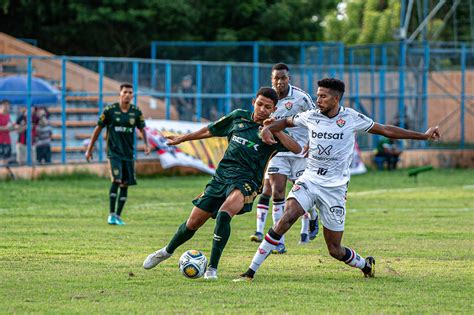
[323,0,473,45]
[0,0,338,57]
[323,0,400,45]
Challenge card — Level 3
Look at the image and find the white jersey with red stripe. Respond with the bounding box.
[271,84,315,157]
[293,106,374,187]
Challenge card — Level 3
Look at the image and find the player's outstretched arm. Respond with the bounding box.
[369,123,440,141]
[85,125,104,162]
[166,126,213,146]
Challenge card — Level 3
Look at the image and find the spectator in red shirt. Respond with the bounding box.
[15,107,27,165]
[0,100,13,167]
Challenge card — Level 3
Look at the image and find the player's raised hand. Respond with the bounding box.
[263,117,276,127]
[261,127,277,145]
[166,135,183,146]
[85,150,93,162]
[425,126,440,141]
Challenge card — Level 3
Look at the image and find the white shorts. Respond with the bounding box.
[265,156,306,181]
[287,178,348,231]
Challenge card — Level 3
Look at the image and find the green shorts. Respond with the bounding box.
[109,158,137,186]
[192,178,259,218]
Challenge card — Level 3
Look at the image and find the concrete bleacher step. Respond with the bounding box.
[51,144,148,153]
[48,107,99,114]
[66,96,99,102]
[50,121,96,128]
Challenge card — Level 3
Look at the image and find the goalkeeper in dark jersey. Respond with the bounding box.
[143,87,301,280]
[85,83,150,226]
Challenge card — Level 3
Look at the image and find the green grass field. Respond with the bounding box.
[1,169,473,313]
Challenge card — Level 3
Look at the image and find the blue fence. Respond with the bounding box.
[0,41,473,166]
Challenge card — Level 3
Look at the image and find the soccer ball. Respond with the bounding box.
[178,250,207,279]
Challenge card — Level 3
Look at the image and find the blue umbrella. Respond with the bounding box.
[0,75,60,106]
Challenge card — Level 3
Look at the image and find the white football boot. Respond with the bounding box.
[143,247,172,270]
[203,267,218,280]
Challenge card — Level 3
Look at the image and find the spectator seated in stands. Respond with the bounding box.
[374,137,402,170]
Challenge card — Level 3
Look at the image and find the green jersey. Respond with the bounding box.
[97,103,146,161]
[208,109,289,191]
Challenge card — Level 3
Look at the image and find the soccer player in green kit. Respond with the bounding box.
[85,83,150,225]
[143,87,302,280]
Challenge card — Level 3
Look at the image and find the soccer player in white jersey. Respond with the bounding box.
[236,78,440,281]
[250,63,319,253]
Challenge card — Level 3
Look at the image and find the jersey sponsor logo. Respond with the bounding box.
[284,101,293,110]
[316,167,328,175]
[317,144,333,155]
[268,167,279,173]
[114,126,134,133]
[336,118,346,128]
[312,131,344,139]
[231,135,259,151]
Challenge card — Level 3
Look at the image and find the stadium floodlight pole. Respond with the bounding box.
[400,0,415,40]
[407,0,446,43]
[431,0,461,40]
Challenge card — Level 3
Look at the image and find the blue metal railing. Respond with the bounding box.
[0,41,473,165]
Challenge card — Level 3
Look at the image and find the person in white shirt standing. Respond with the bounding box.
[236,78,440,281]
[250,63,319,253]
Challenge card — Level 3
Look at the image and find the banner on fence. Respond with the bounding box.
[145,119,367,176]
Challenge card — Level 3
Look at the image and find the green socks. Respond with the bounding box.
[109,182,119,213]
[116,187,128,217]
[209,211,232,269]
[166,222,196,254]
